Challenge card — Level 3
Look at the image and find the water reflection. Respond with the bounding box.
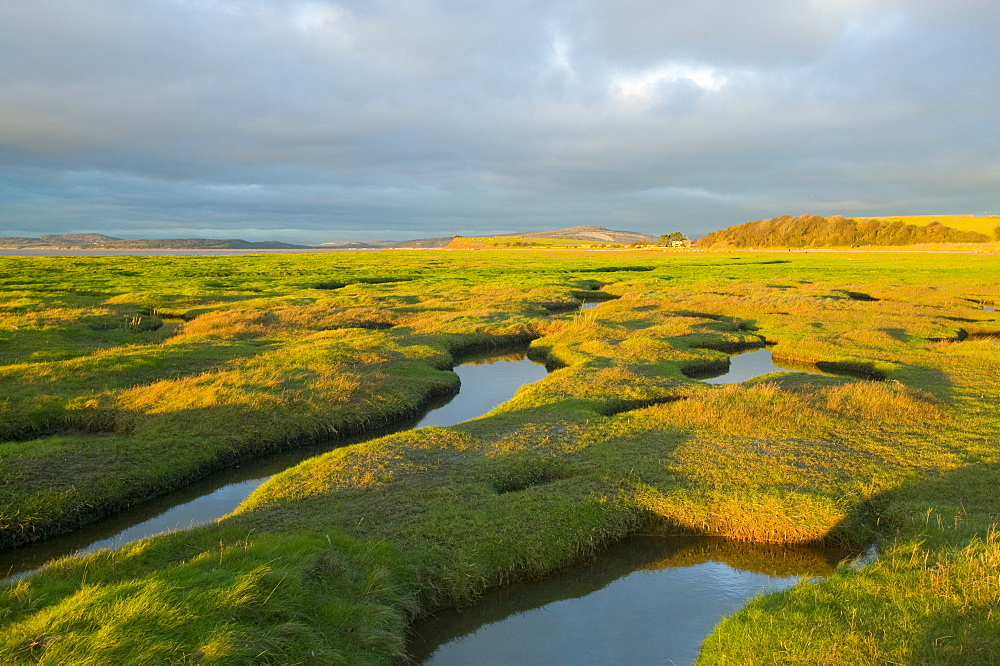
[416,351,547,427]
[410,535,849,665]
[696,348,833,385]
[1,350,547,584]
[0,431,394,582]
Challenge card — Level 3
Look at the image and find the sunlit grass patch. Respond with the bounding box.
[0,528,417,664]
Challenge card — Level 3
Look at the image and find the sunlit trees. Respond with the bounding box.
[697,215,993,248]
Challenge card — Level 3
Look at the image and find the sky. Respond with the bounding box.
[2,0,999,243]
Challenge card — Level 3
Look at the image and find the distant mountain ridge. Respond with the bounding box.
[2,224,660,250]
[42,233,121,244]
[696,215,997,248]
[0,234,311,250]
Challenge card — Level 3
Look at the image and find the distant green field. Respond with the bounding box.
[447,235,634,248]
[869,214,1000,236]
[1,249,998,664]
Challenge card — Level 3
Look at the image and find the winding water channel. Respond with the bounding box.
[0,348,548,583]
[412,347,859,665]
[2,342,861,664]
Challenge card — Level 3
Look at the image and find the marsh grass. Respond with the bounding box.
[1,249,999,663]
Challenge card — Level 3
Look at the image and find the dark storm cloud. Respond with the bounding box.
[1,0,998,242]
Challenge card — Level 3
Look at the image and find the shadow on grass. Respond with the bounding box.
[799,459,1000,660]
[696,450,1000,664]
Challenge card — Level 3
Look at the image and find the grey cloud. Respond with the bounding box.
[1,0,999,242]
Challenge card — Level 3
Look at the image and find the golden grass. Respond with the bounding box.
[867,214,1000,236]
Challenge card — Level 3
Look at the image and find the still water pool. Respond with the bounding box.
[698,347,833,385]
[411,535,849,665]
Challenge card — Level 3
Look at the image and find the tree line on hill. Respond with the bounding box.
[696,215,997,248]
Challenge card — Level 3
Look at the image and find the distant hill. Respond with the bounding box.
[491,225,657,244]
[696,215,997,249]
[317,239,397,249]
[0,234,311,250]
[388,225,658,249]
[42,233,122,244]
[447,235,632,249]
[385,237,456,249]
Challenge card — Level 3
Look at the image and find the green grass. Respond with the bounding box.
[0,249,999,663]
